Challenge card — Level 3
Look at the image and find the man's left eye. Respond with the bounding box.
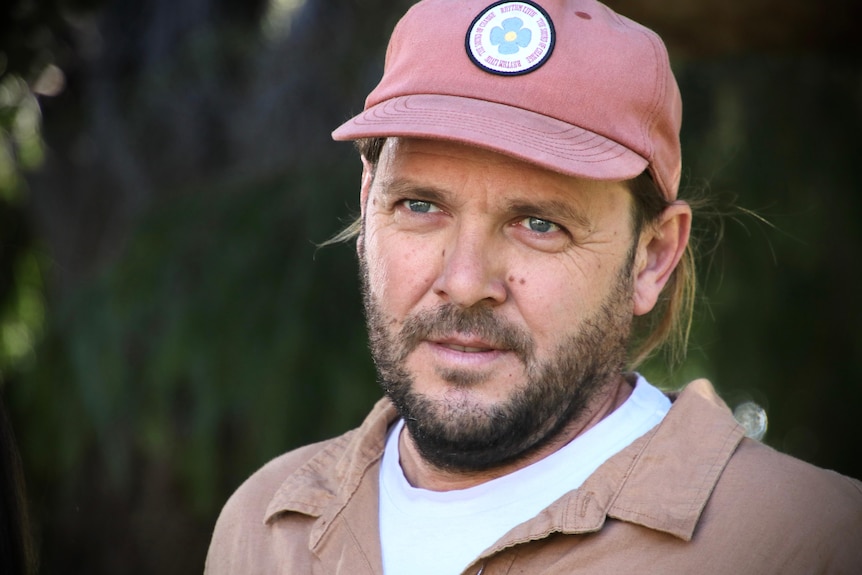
[519,217,560,233]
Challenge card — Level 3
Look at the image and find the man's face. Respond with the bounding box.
[359,138,640,472]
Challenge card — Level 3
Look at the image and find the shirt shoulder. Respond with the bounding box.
[204,397,397,575]
[716,435,862,525]
[550,380,862,574]
[225,436,344,523]
[698,429,862,573]
[203,436,346,574]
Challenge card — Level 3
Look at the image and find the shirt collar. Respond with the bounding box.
[263,397,395,523]
[605,379,746,539]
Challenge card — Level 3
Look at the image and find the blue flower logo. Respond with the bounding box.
[466,2,556,76]
[489,17,532,55]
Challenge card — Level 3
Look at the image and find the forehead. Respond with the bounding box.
[372,138,633,214]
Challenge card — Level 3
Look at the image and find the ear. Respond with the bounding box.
[632,202,692,316]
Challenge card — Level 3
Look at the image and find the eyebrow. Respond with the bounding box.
[378,177,453,206]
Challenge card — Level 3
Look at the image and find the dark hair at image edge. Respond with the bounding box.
[0,394,37,575]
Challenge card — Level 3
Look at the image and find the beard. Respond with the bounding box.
[360,248,635,474]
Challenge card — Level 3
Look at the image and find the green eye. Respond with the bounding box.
[405,200,437,213]
[523,217,558,233]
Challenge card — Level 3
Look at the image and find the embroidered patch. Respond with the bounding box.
[466,1,555,76]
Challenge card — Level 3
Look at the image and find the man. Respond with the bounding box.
[205,0,862,573]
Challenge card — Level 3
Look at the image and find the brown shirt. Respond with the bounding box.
[205,380,862,574]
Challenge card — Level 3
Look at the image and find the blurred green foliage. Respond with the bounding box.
[14,165,379,508]
[0,73,45,376]
[9,165,384,573]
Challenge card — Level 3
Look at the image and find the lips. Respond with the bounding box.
[416,331,525,373]
[397,304,534,365]
[433,336,502,354]
[440,343,493,353]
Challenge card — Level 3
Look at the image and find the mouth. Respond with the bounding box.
[440,343,494,353]
[417,334,520,383]
[432,335,504,355]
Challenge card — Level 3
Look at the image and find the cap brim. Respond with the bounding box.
[332,94,648,182]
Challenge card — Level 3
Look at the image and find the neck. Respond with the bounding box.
[398,374,634,491]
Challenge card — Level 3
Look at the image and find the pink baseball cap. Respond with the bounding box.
[332,0,682,200]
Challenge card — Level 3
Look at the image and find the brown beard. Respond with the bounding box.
[359,245,635,473]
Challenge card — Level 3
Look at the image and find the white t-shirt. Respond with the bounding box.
[378,375,671,575]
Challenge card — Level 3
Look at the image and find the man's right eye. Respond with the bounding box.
[403,199,439,213]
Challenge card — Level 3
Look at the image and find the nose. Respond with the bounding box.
[431,226,508,308]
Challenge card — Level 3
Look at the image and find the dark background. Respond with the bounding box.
[1,0,860,572]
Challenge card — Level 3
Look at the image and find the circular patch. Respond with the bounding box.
[465,1,555,76]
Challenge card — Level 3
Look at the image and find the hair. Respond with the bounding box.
[626,171,696,369]
[325,137,698,369]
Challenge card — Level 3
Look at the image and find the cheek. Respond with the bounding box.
[365,231,440,312]
[507,258,612,344]
[507,262,570,317]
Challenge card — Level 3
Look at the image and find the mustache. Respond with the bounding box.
[398,304,535,363]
